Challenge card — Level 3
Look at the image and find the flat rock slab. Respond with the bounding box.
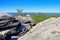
[18,17,60,40]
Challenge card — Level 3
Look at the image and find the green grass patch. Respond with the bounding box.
[31,13,60,24]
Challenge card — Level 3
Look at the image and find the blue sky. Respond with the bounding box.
[0,0,60,13]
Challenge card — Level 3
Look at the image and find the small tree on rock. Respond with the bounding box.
[17,9,23,16]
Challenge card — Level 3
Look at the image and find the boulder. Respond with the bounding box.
[0,14,21,31]
[0,13,21,34]
[16,15,35,30]
[26,15,35,26]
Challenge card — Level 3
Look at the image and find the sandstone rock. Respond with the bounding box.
[22,23,32,30]
[26,15,35,26]
[18,17,60,40]
[0,13,13,17]
[16,15,35,30]
[0,30,10,35]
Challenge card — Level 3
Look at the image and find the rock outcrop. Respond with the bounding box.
[16,15,35,30]
[18,17,60,40]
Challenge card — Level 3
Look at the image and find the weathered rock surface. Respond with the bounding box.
[16,15,35,30]
[18,17,60,40]
[26,15,35,26]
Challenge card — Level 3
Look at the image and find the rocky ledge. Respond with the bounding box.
[18,17,60,40]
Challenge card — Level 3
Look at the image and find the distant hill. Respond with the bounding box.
[8,13,60,16]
